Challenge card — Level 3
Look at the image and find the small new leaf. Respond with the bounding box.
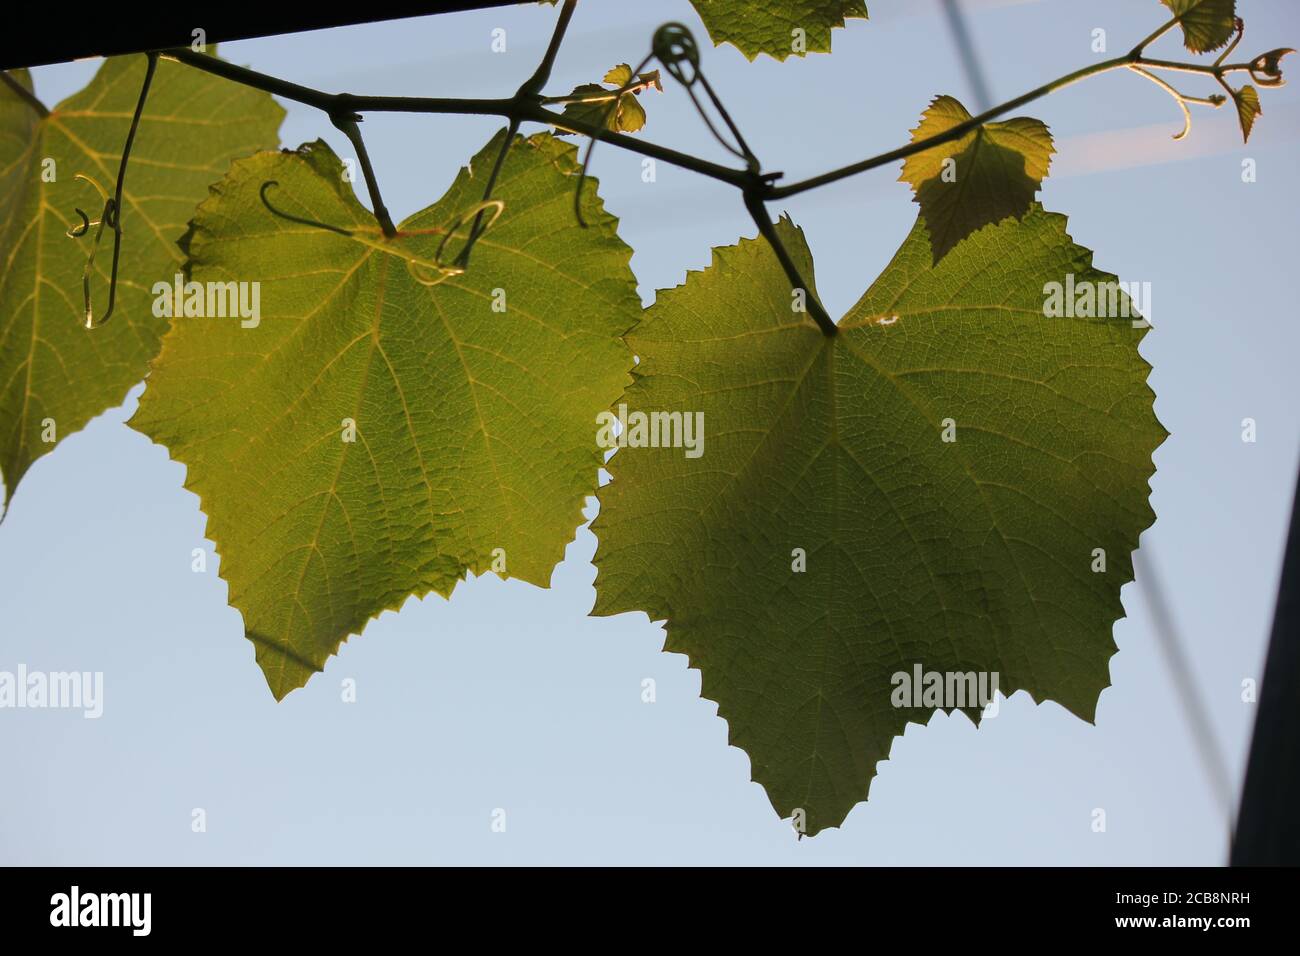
[1159,0,1238,54]
[130,131,641,700]
[593,209,1164,836]
[559,65,662,135]
[1232,84,1261,142]
[690,0,868,61]
[899,95,1054,264]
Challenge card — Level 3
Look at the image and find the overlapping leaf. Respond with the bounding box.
[900,95,1054,264]
[130,130,640,699]
[593,209,1163,835]
[1160,0,1237,53]
[690,0,868,61]
[0,55,283,513]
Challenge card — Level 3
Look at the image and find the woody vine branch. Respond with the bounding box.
[2,1,1291,339]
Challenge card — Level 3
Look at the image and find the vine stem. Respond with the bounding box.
[743,191,836,337]
[160,48,749,189]
[157,18,1254,208]
[47,8,1258,326]
[766,56,1259,197]
[764,56,1131,197]
[520,0,576,97]
[331,112,397,237]
[461,0,576,265]
[1130,17,1180,58]
[542,76,660,105]
[84,51,157,328]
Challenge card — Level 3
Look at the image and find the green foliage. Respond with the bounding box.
[690,0,868,61]
[559,64,662,134]
[129,131,640,699]
[900,96,1054,264]
[1232,84,1260,142]
[592,209,1163,834]
[1160,0,1238,54]
[5,0,1291,838]
[0,55,282,513]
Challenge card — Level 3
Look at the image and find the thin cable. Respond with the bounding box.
[939,0,1234,838]
[1135,548,1236,839]
[939,0,993,111]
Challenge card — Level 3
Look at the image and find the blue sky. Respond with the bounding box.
[1,0,1298,864]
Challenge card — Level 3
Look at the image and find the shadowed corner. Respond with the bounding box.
[247,630,326,701]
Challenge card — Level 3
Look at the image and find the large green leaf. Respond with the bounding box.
[592,209,1163,835]
[690,0,868,61]
[1159,0,1237,53]
[130,130,640,699]
[0,54,283,514]
[900,96,1054,264]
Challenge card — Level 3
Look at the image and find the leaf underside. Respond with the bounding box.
[0,55,283,514]
[130,130,641,699]
[1232,84,1260,142]
[1160,0,1238,53]
[592,209,1164,835]
[900,95,1054,265]
[559,75,648,135]
[690,0,869,61]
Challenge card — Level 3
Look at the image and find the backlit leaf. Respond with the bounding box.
[0,54,283,514]
[1159,0,1238,54]
[592,209,1163,835]
[130,130,641,699]
[899,95,1054,264]
[690,0,868,61]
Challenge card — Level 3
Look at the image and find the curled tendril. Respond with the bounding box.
[64,175,109,238]
[652,22,700,87]
[64,174,119,328]
[406,259,464,287]
[65,176,108,240]
[571,51,656,228]
[436,199,505,267]
[64,52,157,329]
[652,22,757,168]
[259,181,355,236]
[68,208,92,238]
[1128,66,1193,140]
[574,21,760,229]
[407,199,507,287]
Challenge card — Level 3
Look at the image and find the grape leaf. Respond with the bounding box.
[1231,84,1260,142]
[592,208,1163,835]
[0,54,283,515]
[690,0,868,61]
[1159,0,1237,53]
[558,65,661,135]
[899,95,1054,265]
[130,130,640,699]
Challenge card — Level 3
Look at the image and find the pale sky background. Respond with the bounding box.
[2,0,1298,864]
